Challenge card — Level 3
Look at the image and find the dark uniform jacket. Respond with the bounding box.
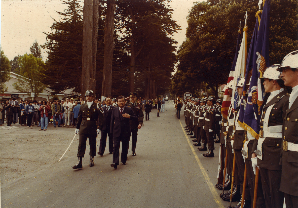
[198,105,206,128]
[204,105,216,132]
[280,93,298,196]
[234,108,245,150]
[129,102,144,130]
[76,102,103,136]
[254,90,288,170]
[99,105,113,131]
[110,106,135,138]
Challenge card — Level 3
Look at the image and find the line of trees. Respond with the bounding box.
[42,0,180,99]
[171,0,298,98]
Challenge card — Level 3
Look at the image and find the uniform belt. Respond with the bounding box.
[215,114,220,116]
[205,118,210,121]
[263,132,282,138]
[223,123,228,127]
[199,117,204,119]
[283,141,298,152]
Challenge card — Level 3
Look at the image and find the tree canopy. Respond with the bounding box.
[171,0,298,97]
[0,50,11,93]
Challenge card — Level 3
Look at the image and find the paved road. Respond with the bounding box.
[2,101,236,208]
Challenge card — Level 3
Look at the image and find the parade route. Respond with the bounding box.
[1,101,235,208]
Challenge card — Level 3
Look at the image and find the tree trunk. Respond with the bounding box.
[82,0,93,96]
[91,0,99,95]
[130,35,135,93]
[102,0,115,98]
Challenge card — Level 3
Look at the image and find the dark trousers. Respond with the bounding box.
[145,112,150,120]
[27,113,33,127]
[259,168,283,208]
[131,128,138,152]
[13,111,18,124]
[6,115,13,126]
[284,193,298,208]
[177,109,180,119]
[20,113,26,125]
[77,133,96,157]
[99,129,113,154]
[113,135,129,165]
[206,131,214,150]
[200,127,207,145]
[235,149,245,193]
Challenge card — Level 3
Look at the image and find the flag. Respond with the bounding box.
[238,18,259,127]
[243,0,271,139]
[221,30,242,119]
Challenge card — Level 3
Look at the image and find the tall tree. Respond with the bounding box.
[102,0,115,98]
[14,54,46,98]
[43,0,83,93]
[30,41,42,59]
[0,50,11,93]
[10,56,21,73]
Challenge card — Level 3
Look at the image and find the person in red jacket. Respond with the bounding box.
[39,101,51,131]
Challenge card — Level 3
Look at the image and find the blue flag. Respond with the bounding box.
[243,0,271,139]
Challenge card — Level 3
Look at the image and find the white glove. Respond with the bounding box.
[209,129,213,132]
[251,157,258,175]
[97,129,100,134]
[75,129,79,134]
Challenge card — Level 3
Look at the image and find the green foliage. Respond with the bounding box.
[171,0,298,96]
[30,41,42,59]
[43,0,84,93]
[0,50,11,93]
[13,54,46,97]
[10,55,21,73]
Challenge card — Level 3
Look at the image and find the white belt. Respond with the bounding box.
[287,142,298,152]
[223,123,228,127]
[263,132,282,138]
[199,117,204,119]
[256,138,265,160]
[215,114,221,116]
[205,118,210,121]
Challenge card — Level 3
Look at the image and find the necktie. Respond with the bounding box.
[120,108,123,114]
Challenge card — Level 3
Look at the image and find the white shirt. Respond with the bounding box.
[289,85,298,109]
[87,101,93,109]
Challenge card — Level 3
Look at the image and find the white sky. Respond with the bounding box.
[1,0,203,61]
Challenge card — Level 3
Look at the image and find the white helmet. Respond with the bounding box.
[279,50,298,70]
[227,79,235,89]
[262,64,281,80]
[237,78,245,87]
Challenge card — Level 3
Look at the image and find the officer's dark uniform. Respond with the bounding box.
[203,98,216,157]
[198,100,207,151]
[98,105,114,155]
[129,102,144,155]
[253,89,288,208]
[4,103,13,126]
[76,102,102,158]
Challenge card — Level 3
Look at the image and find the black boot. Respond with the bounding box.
[203,150,214,157]
[89,156,94,167]
[222,185,241,202]
[72,157,82,169]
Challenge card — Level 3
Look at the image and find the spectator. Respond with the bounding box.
[39,101,51,131]
[25,101,34,127]
[73,101,81,127]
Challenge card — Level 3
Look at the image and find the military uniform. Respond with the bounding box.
[76,102,103,158]
[129,102,144,155]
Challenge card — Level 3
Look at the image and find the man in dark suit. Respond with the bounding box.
[110,95,135,169]
[4,100,13,126]
[278,50,298,208]
[72,90,103,169]
[98,97,114,156]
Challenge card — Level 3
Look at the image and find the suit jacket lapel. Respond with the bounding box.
[264,91,286,109]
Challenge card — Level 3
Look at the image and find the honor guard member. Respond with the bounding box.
[203,96,216,157]
[278,50,298,208]
[72,90,103,169]
[129,92,144,156]
[233,78,250,207]
[192,98,200,142]
[251,65,288,208]
[198,98,207,150]
[187,98,195,136]
[214,99,222,143]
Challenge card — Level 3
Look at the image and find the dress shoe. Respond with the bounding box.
[221,186,241,202]
[111,163,117,169]
[193,143,201,146]
[198,146,207,151]
[190,135,196,138]
[109,152,113,154]
[122,162,126,165]
[192,139,198,142]
[203,152,214,157]
[72,162,82,169]
[187,132,193,135]
[215,138,220,143]
[132,152,136,156]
